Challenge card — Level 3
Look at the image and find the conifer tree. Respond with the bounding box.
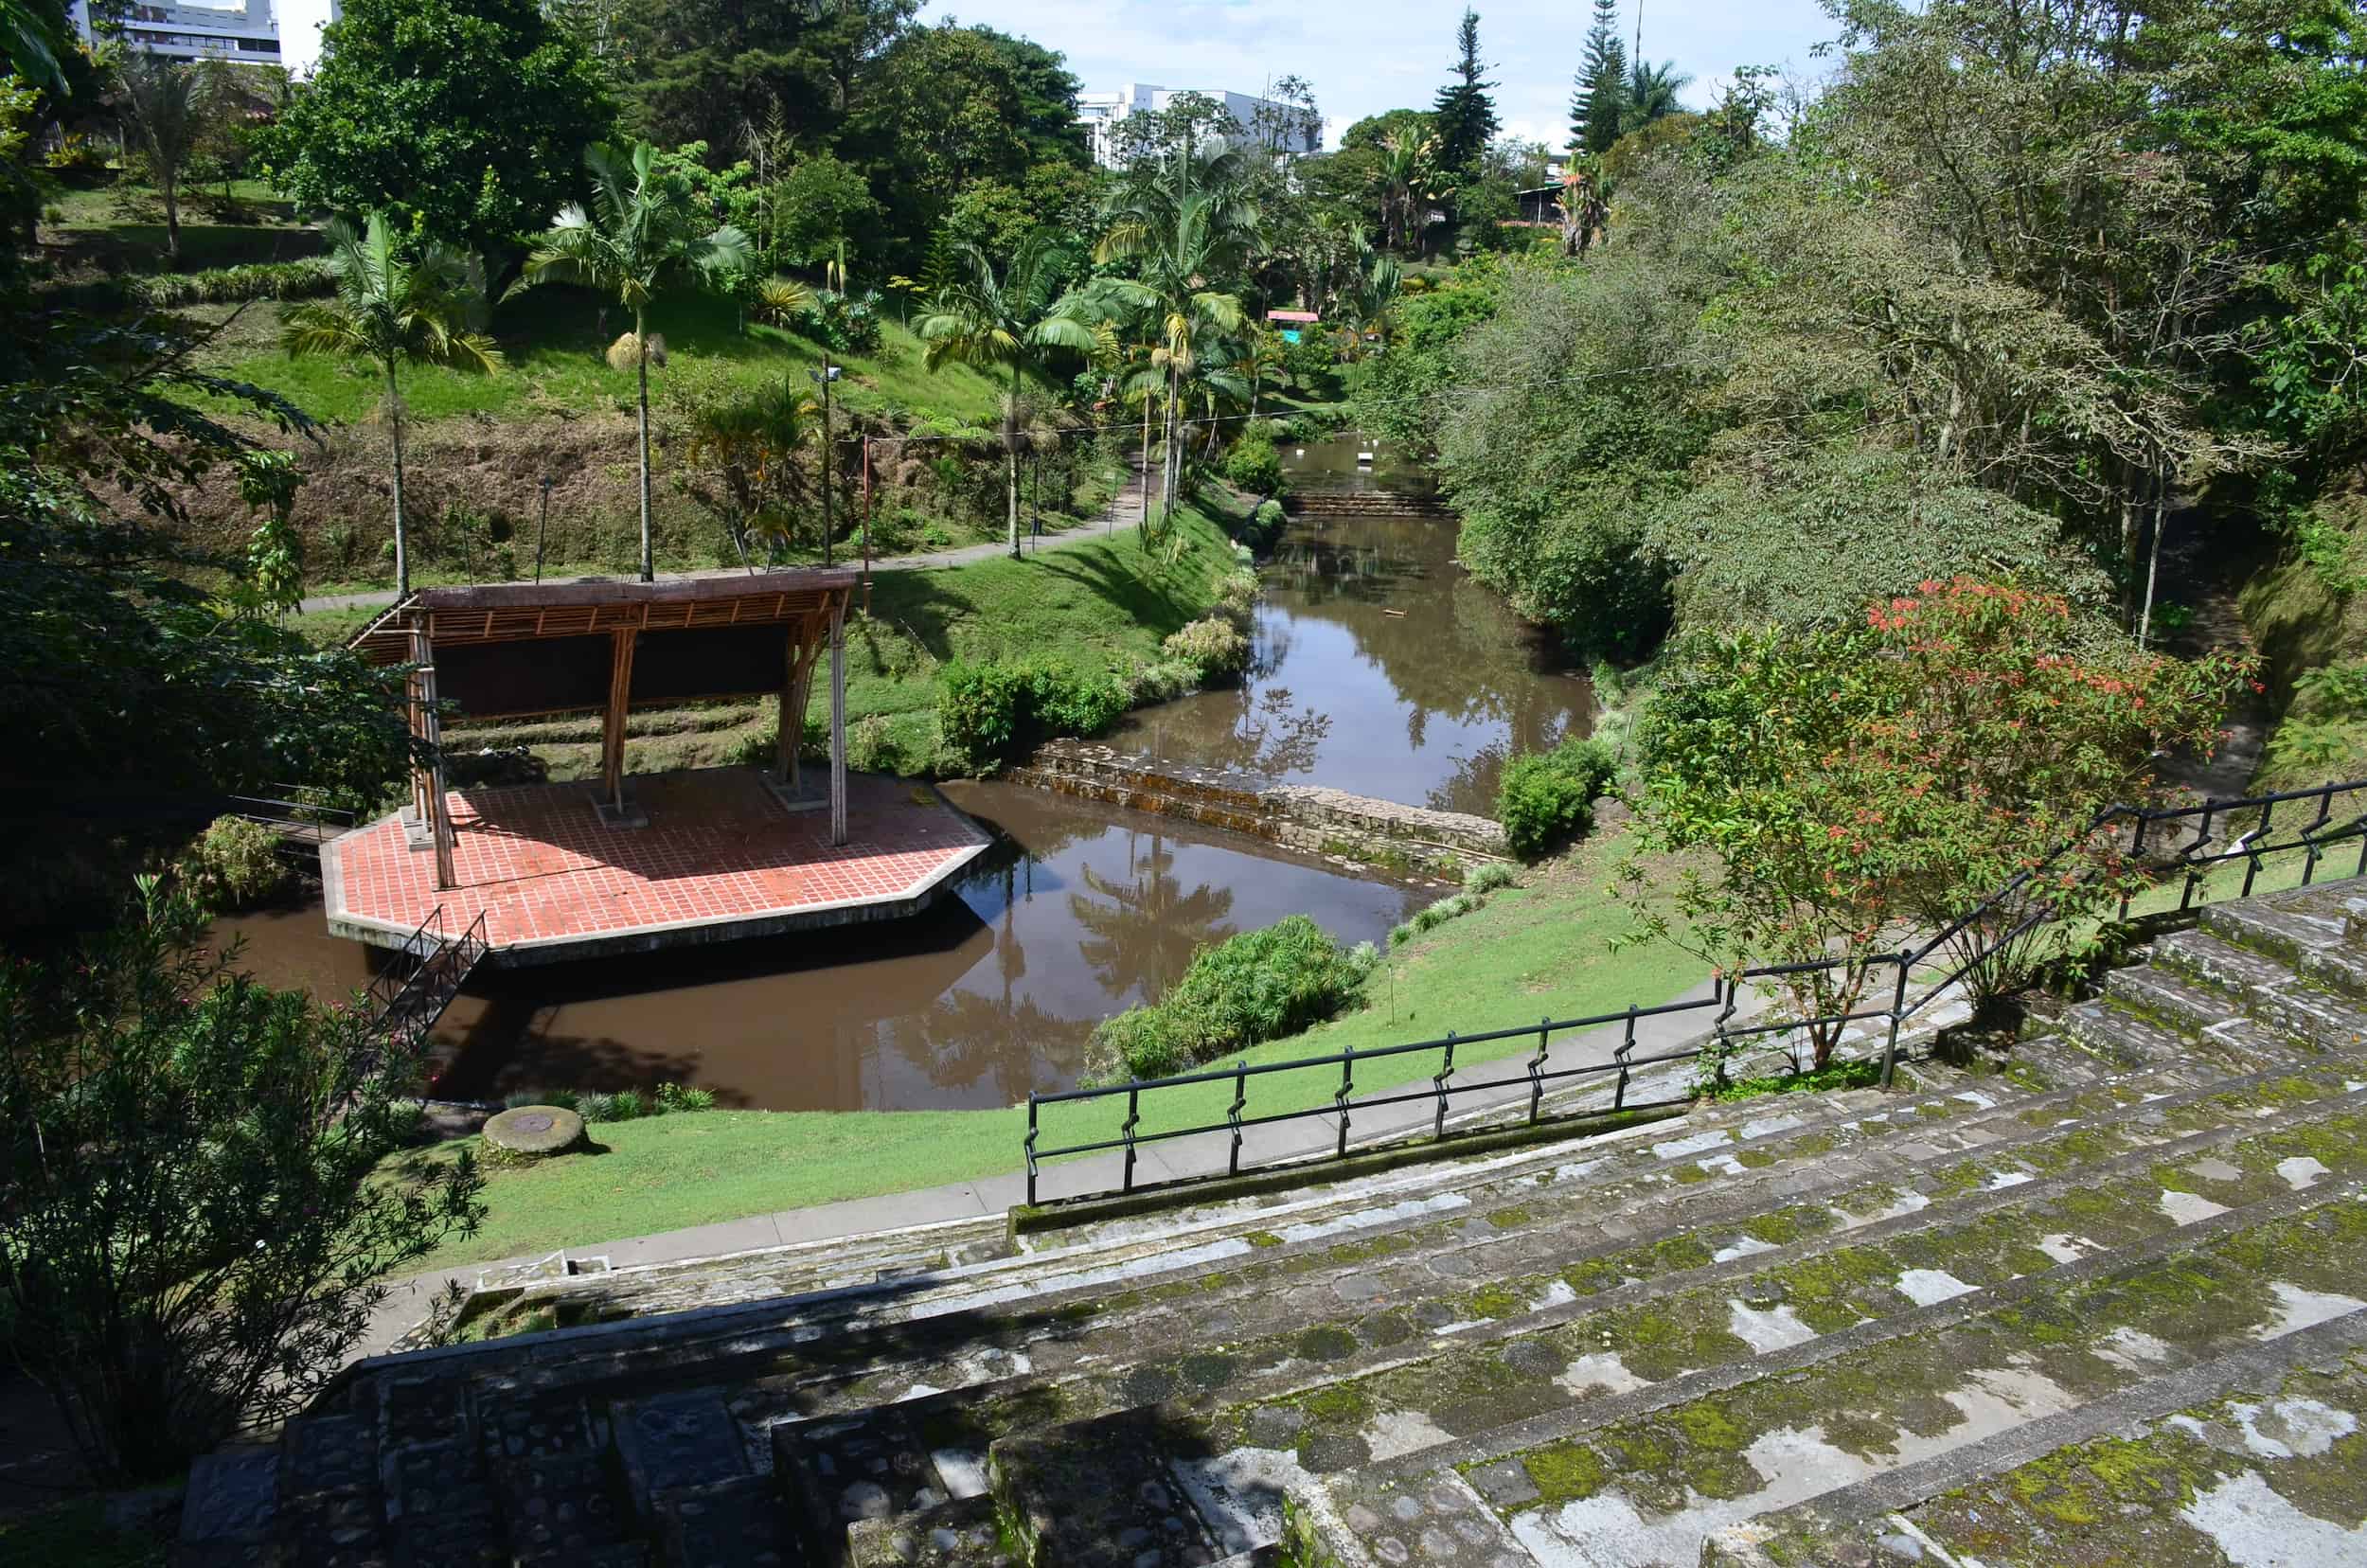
[1431,9,1499,181]
[1569,0,1628,156]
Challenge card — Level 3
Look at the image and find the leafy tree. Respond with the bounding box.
[1622,58,1690,134]
[670,360,821,564]
[511,142,752,582]
[0,879,485,1481]
[111,50,203,265]
[1571,0,1628,155]
[917,230,1095,558]
[1429,9,1500,182]
[258,0,617,268]
[770,151,882,270]
[282,211,502,597]
[616,0,915,156]
[1625,580,2248,1067]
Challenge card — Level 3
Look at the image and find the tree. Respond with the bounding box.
[1572,0,1628,155]
[1622,58,1690,134]
[112,50,203,265]
[0,880,485,1481]
[258,0,617,269]
[283,211,502,597]
[917,230,1095,558]
[617,0,916,156]
[671,361,821,565]
[511,142,752,582]
[1430,9,1500,183]
[770,151,882,270]
[1090,147,1262,531]
[1624,579,2248,1071]
[1375,127,1443,255]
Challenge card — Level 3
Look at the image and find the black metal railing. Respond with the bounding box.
[228,786,357,858]
[1022,779,2367,1206]
[364,905,490,1060]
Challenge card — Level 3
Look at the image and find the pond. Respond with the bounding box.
[212,781,1420,1114]
[1104,435,1594,817]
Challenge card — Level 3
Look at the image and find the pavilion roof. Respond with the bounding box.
[347,570,860,666]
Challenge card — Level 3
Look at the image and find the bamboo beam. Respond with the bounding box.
[601,628,637,814]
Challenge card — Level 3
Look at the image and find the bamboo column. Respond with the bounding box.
[829,595,847,846]
[409,625,456,890]
[601,628,637,815]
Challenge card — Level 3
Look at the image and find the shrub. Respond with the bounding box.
[845,713,897,773]
[182,815,286,911]
[1242,498,1288,551]
[1222,424,1287,497]
[1024,664,1130,739]
[1163,616,1252,684]
[1467,862,1518,894]
[797,289,883,353]
[130,259,336,308]
[654,1081,716,1114]
[1215,569,1260,627]
[1123,658,1201,705]
[1086,916,1362,1081]
[601,1090,647,1122]
[937,659,1131,771]
[573,1091,616,1122]
[1497,736,1619,861]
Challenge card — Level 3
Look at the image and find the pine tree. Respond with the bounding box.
[1569,0,1628,156]
[1431,9,1500,181]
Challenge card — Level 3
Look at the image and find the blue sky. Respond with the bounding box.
[919,0,1842,150]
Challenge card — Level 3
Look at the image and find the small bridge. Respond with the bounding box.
[226,787,356,863]
[362,903,489,1059]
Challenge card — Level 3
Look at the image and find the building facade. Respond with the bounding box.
[70,0,338,75]
[1074,84,1322,169]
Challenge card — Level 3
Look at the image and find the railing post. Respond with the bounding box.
[1879,948,1913,1089]
[2304,785,2335,886]
[2119,811,2148,922]
[1616,1005,1636,1110]
[1335,1043,1355,1160]
[1122,1085,1140,1195]
[1527,1018,1549,1124]
[1228,1060,1247,1177]
[1433,1032,1456,1142]
[2243,798,2274,898]
[1024,1095,1039,1207]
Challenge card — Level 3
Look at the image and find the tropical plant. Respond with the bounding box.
[511,141,752,581]
[1623,58,1692,134]
[112,50,205,265]
[282,212,501,596]
[916,229,1095,558]
[1375,127,1442,255]
[1090,150,1262,531]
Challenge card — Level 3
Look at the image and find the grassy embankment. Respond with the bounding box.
[397,829,1701,1269]
[2240,481,2367,792]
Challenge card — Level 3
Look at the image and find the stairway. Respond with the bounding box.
[174,880,2367,1567]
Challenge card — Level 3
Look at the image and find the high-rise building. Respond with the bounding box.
[69,0,339,75]
[1074,85,1322,169]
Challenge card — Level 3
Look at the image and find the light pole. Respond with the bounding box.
[810,358,839,568]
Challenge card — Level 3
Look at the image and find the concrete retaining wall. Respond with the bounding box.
[1008,739,1511,873]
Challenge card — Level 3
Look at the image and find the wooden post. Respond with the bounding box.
[783,613,820,793]
[602,628,637,814]
[829,594,847,846]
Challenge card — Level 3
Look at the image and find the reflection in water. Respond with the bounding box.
[209,783,1418,1114]
[1108,442,1594,816]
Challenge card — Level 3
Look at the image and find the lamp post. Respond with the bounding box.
[533,474,552,583]
[810,358,839,568]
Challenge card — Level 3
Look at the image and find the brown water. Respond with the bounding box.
[1107,441,1593,816]
[212,782,1420,1113]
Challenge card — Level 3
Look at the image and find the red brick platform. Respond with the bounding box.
[322,768,991,965]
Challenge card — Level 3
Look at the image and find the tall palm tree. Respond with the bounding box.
[1230,326,1285,421]
[1091,148,1262,532]
[113,51,202,266]
[511,142,752,581]
[1623,60,1692,134]
[916,231,1096,559]
[282,212,501,597]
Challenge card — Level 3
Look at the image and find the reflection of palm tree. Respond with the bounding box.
[1067,833,1236,997]
[885,991,1090,1102]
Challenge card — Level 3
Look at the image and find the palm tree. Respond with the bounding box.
[113,51,203,266]
[1623,60,1692,134]
[511,142,752,581]
[681,375,820,566]
[1340,253,1406,362]
[916,230,1096,559]
[1091,148,1262,532]
[1230,326,1286,421]
[1374,130,1442,257]
[282,213,501,597]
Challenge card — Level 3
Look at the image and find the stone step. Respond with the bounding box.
[2201,888,2353,969]
[847,1494,1008,1566]
[1699,1310,2367,1566]
[991,1406,1233,1567]
[2151,925,2367,1058]
[1359,1178,2367,1565]
[653,1473,794,1568]
[2055,997,2206,1070]
[2091,969,2313,1073]
[770,1086,2367,1559]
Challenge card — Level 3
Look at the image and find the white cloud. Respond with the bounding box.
[922,0,1839,149]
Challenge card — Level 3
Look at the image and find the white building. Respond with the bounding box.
[69,0,339,76]
[1075,84,1322,169]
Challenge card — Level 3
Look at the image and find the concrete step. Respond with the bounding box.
[991,1406,1233,1567]
[2201,888,2354,969]
[1700,1310,2367,1567]
[847,1494,1008,1566]
[1331,1176,2367,1564]
[2151,924,2367,1057]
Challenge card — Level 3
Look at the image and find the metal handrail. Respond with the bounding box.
[1022,778,2367,1207]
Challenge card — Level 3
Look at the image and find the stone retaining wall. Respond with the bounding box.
[1007,739,1511,872]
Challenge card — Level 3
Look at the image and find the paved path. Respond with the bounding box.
[357,974,1761,1358]
[300,460,1157,616]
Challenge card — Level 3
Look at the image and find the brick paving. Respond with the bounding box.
[326,767,989,952]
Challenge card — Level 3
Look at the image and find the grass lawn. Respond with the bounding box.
[0,1497,169,1568]
[181,288,1017,431]
[399,829,1700,1269]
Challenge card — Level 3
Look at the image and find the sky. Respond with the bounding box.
[918,0,1842,151]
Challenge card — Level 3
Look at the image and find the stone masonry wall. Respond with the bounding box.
[1284,490,1450,518]
[1007,739,1511,871]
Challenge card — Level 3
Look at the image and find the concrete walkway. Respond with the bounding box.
[300,461,1157,616]
[357,973,1757,1357]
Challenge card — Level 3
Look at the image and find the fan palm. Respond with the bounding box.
[113,51,202,266]
[916,230,1096,559]
[511,141,752,581]
[1091,149,1262,531]
[1624,60,1692,134]
[282,212,501,597]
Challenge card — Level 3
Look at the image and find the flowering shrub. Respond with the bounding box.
[1163,616,1252,684]
[1624,579,2252,1065]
